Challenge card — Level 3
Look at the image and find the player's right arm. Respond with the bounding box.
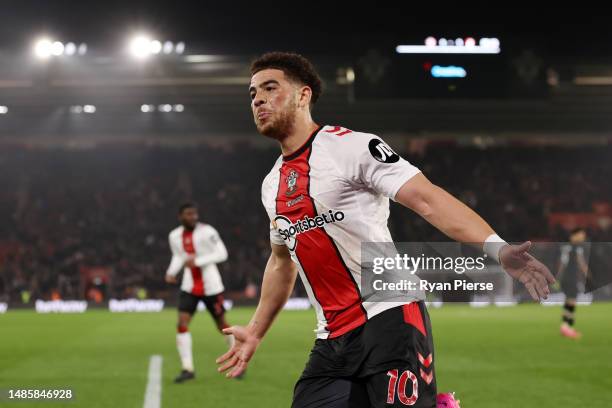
[216,241,297,378]
[165,234,183,284]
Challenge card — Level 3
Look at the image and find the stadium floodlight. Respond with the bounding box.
[159,104,172,113]
[163,41,173,54]
[83,105,96,113]
[69,105,83,114]
[51,41,64,56]
[34,38,53,59]
[34,38,85,58]
[77,43,87,56]
[65,42,76,56]
[175,42,185,54]
[129,35,154,59]
[150,40,162,54]
[0,106,8,114]
[141,104,155,113]
[345,68,355,83]
[173,104,184,112]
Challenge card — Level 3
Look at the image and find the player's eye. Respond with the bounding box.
[250,92,256,100]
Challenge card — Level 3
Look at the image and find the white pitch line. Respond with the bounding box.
[143,355,163,408]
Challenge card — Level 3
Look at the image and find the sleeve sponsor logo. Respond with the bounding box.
[369,139,400,163]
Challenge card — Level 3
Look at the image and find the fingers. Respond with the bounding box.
[524,282,539,301]
[217,355,238,374]
[515,241,532,261]
[523,267,550,301]
[534,279,549,300]
[228,359,248,378]
[216,347,235,364]
[526,255,556,300]
[526,254,556,283]
[518,241,532,252]
[222,327,234,336]
[522,270,548,301]
[531,267,549,299]
[515,246,556,302]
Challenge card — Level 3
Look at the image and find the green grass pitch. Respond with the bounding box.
[1,303,611,407]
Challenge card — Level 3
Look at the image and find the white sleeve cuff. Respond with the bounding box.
[483,234,508,263]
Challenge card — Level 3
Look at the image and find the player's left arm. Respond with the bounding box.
[192,226,229,268]
[165,235,184,283]
[395,172,556,300]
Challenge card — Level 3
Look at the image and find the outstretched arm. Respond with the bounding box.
[216,242,297,378]
[395,172,555,300]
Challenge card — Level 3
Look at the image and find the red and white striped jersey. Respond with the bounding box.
[262,125,423,339]
[166,223,227,296]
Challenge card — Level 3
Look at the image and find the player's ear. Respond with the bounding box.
[298,85,312,109]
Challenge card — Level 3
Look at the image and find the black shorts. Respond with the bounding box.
[561,269,579,299]
[178,290,226,319]
[292,302,436,408]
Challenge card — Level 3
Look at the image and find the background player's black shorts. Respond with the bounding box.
[292,302,436,408]
[178,290,226,318]
[561,268,579,298]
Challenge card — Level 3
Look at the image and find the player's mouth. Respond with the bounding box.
[257,111,272,121]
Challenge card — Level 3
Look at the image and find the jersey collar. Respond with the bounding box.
[282,125,324,161]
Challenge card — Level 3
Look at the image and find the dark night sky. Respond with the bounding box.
[1,1,611,58]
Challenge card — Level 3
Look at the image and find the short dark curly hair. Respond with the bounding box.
[178,202,197,214]
[250,52,323,108]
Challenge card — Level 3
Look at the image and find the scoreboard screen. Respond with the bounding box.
[354,37,547,99]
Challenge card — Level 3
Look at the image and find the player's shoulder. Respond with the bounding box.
[197,222,217,234]
[168,226,183,240]
[263,155,283,181]
[315,125,380,152]
[261,155,283,199]
[318,125,377,140]
[314,125,386,168]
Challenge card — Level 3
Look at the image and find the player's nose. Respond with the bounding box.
[253,96,266,108]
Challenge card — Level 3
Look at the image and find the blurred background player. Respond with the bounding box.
[557,227,589,339]
[165,202,233,383]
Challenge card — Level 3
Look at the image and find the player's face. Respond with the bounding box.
[249,69,299,140]
[179,208,199,229]
[570,230,586,243]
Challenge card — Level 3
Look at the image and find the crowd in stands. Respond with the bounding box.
[1,142,610,303]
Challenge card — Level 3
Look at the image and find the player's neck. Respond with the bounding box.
[279,118,319,157]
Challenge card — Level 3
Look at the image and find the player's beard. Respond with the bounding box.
[256,100,297,142]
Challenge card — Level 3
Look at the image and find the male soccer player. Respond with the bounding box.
[166,203,233,383]
[557,227,589,339]
[216,52,555,407]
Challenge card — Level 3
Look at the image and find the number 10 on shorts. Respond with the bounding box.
[386,369,418,405]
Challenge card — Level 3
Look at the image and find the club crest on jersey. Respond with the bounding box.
[285,169,299,196]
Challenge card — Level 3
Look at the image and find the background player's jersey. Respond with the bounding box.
[166,223,227,296]
[262,125,425,339]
